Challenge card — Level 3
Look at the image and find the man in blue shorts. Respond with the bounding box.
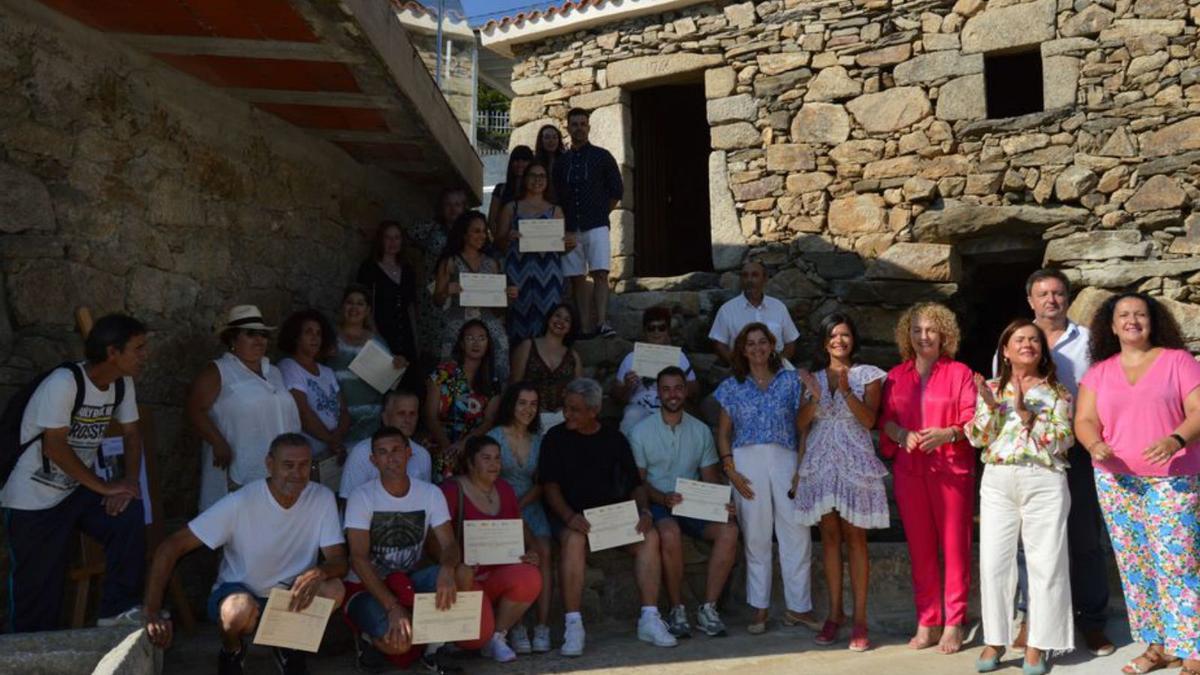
[630,367,739,638]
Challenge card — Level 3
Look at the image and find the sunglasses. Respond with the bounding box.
[646,323,669,332]
[244,329,271,339]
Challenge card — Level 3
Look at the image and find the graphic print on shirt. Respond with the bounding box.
[31,401,115,492]
[305,374,341,419]
[368,510,428,576]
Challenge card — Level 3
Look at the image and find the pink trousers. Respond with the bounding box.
[894,470,974,626]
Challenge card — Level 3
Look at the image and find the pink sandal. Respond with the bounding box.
[814,620,841,645]
[848,624,870,652]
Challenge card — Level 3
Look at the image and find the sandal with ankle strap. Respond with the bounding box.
[1122,648,1182,675]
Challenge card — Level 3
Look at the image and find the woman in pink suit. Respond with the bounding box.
[878,302,977,654]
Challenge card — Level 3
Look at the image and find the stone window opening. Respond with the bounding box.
[983,50,1045,119]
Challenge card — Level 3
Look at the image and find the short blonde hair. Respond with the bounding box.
[894,302,961,362]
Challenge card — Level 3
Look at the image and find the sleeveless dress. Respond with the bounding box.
[793,364,890,529]
[409,219,450,358]
[524,340,575,413]
[487,427,551,537]
[440,253,510,382]
[328,335,387,444]
[198,352,301,510]
[504,202,565,343]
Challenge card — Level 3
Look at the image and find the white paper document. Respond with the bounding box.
[671,478,732,523]
[631,342,683,380]
[463,519,525,566]
[348,340,406,394]
[252,588,335,653]
[316,455,343,492]
[412,590,484,644]
[518,218,565,253]
[459,273,508,308]
[584,500,644,552]
[96,438,153,525]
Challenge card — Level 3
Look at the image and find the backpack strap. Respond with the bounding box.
[39,363,87,475]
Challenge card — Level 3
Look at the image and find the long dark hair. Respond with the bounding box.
[994,318,1058,393]
[501,145,534,203]
[1088,292,1185,363]
[438,210,489,265]
[731,322,782,382]
[535,125,563,166]
[518,159,551,201]
[493,381,542,434]
[370,220,405,263]
[451,319,500,396]
[540,302,580,346]
[811,312,860,371]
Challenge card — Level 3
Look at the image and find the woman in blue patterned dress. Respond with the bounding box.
[714,322,818,634]
[487,382,554,653]
[495,161,574,344]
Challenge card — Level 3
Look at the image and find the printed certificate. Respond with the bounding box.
[671,478,731,523]
[412,591,484,644]
[631,342,682,380]
[252,588,335,653]
[348,340,406,394]
[584,500,644,552]
[518,219,566,253]
[459,273,507,308]
[463,519,524,566]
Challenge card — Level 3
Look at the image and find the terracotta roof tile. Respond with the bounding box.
[482,0,608,31]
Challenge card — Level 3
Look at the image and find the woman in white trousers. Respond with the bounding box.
[967,319,1075,675]
[714,322,818,634]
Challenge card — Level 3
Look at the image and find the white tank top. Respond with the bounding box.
[208,352,301,486]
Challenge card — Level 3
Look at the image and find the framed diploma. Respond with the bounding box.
[463,519,524,566]
[412,591,484,644]
[671,478,731,523]
[459,273,507,308]
[583,500,644,552]
[518,218,565,253]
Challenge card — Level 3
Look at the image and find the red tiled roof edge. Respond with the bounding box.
[482,0,610,32]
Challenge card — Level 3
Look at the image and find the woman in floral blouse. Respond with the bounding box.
[967,318,1075,675]
[425,319,502,480]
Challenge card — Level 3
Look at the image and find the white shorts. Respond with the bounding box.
[561,227,610,277]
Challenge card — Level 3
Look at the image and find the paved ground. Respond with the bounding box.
[165,610,1144,674]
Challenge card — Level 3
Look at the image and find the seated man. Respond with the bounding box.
[340,389,433,499]
[630,367,739,638]
[613,306,700,435]
[343,426,493,672]
[2,314,148,633]
[143,433,347,675]
[539,378,677,657]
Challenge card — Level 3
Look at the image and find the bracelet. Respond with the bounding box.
[1171,433,1187,449]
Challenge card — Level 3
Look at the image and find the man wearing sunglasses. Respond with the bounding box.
[614,307,699,435]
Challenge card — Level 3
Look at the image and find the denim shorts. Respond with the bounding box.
[649,503,709,540]
[346,567,440,638]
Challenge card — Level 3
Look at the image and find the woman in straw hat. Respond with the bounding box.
[187,305,301,510]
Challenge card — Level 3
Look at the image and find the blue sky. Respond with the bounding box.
[460,0,551,25]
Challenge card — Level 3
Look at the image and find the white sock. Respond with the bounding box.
[640,606,660,619]
[565,611,582,625]
[493,630,507,641]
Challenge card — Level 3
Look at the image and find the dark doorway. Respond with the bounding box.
[984,50,1044,119]
[631,84,713,277]
[951,249,1045,377]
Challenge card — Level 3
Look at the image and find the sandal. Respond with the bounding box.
[781,610,822,631]
[848,624,870,652]
[1122,647,1182,674]
[813,619,841,645]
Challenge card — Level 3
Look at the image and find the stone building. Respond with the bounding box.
[0,0,481,520]
[483,0,1200,382]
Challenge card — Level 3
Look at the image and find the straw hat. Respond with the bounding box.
[218,305,276,333]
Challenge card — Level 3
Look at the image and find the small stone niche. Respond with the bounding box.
[984,50,1045,119]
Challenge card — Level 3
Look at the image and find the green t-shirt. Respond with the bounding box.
[629,412,718,495]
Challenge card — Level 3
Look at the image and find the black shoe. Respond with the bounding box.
[272,646,308,675]
[217,647,245,675]
[355,635,390,674]
[420,652,464,674]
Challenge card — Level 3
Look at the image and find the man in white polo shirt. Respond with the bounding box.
[340,389,433,498]
[708,260,799,365]
[142,433,346,675]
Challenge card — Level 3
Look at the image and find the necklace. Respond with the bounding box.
[469,479,498,506]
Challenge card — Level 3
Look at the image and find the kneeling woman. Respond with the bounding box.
[442,436,544,663]
[967,319,1075,675]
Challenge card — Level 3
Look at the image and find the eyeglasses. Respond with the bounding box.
[527,174,548,181]
[463,335,489,344]
[646,323,669,332]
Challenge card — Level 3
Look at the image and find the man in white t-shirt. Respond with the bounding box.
[340,390,432,499]
[614,307,700,435]
[1,314,147,633]
[343,426,489,671]
[708,260,799,364]
[142,434,346,675]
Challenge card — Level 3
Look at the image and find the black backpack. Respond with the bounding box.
[0,362,125,488]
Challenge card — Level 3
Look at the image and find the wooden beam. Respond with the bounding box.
[113,34,363,63]
[226,88,399,108]
[312,129,424,143]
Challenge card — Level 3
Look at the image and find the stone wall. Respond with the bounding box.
[507,0,1200,385]
[0,2,430,523]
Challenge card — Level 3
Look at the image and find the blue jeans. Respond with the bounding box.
[346,567,440,638]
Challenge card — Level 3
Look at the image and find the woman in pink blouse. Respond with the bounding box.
[878,302,976,654]
[1075,293,1200,675]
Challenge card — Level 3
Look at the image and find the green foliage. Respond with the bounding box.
[478,82,509,112]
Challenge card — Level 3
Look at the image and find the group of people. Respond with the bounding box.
[3,228,1199,675]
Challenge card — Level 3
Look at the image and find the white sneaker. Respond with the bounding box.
[482,632,517,663]
[637,613,679,647]
[560,620,585,657]
[508,624,532,654]
[696,602,727,637]
[97,606,145,627]
[532,624,552,653]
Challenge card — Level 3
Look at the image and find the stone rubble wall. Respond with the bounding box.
[508,0,1200,387]
[0,2,428,523]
